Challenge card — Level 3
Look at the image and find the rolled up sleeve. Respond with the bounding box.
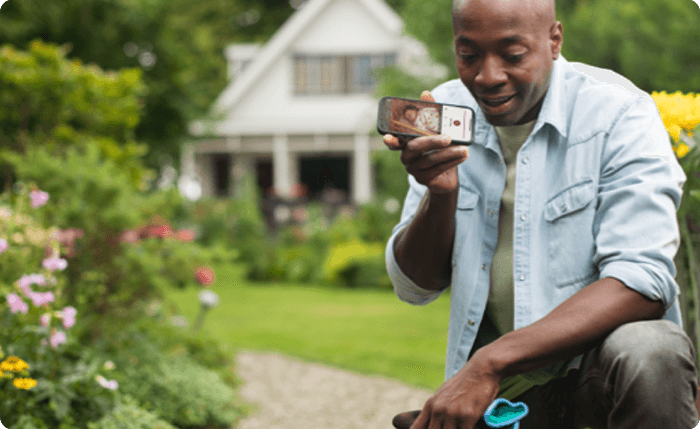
[386,175,446,305]
[594,96,687,309]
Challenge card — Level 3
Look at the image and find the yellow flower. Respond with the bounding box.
[13,378,37,390]
[0,357,29,373]
[652,91,700,141]
[675,143,690,158]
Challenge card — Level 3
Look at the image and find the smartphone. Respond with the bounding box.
[377,96,474,145]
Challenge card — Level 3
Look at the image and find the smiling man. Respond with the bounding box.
[383,0,698,428]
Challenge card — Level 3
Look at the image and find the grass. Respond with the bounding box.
[161,263,451,390]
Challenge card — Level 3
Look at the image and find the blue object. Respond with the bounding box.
[483,398,529,429]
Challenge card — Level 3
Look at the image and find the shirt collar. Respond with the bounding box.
[471,55,569,148]
[534,55,568,138]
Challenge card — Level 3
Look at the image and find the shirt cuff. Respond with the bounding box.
[599,260,679,309]
[385,231,445,305]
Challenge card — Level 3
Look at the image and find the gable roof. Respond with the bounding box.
[207,0,403,118]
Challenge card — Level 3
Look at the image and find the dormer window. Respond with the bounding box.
[293,53,396,95]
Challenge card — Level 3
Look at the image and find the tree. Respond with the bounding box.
[0,0,293,173]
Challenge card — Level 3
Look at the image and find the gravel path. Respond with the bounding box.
[234,350,434,429]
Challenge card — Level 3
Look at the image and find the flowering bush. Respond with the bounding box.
[0,185,120,427]
[651,91,700,367]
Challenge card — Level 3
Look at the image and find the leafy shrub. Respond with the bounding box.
[101,319,244,429]
[323,239,392,289]
[87,395,175,429]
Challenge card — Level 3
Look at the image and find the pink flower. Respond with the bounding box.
[29,274,46,286]
[176,229,195,242]
[50,330,66,348]
[29,291,55,307]
[30,190,49,208]
[95,375,119,390]
[40,313,51,327]
[17,274,46,296]
[7,293,28,314]
[194,266,215,286]
[119,230,139,244]
[61,306,77,329]
[0,238,8,254]
[42,256,68,271]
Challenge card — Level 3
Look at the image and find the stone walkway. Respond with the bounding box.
[234,350,434,429]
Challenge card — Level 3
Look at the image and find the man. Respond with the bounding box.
[383,0,698,427]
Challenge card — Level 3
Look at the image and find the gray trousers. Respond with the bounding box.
[502,320,699,428]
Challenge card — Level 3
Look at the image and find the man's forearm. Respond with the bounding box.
[393,189,458,291]
[476,277,666,378]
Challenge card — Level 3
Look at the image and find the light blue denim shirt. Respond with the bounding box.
[385,56,687,383]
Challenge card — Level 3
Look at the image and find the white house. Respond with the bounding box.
[182,0,446,204]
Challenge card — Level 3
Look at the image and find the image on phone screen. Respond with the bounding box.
[383,98,473,142]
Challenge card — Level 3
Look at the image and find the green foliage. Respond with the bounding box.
[101,318,243,429]
[87,395,175,429]
[0,40,152,190]
[0,0,228,171]
[323,239,392,289]
[0,187,119,429]
[562,0,700,93]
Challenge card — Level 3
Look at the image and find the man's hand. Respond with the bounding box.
[383,91,469,194]
[412,350,501,429]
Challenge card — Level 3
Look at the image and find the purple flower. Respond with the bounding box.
[50,330,66,348]
[17,274,46,296]
[29,291,55,307]
[29,274,46,286]
[7,293,28,314]
[30,190,49,209]
[42,257,67,272]
[95,375,119,390]
[0,238,8,254]
[61,306,77,329]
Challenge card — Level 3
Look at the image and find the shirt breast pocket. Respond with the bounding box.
[544,179,599,288]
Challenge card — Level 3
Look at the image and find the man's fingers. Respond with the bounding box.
[420,90,436,103]
[410,409,430,429]
[383,134,404,150]
[409,146,469,172]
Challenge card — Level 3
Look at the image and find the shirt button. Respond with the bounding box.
[488,209,494,217]
[561,204,567,213]
[468,319,476,326]
[519,274,526,281]
[522,157,529,164]
[481,264,487,271]
[520,213,527,221]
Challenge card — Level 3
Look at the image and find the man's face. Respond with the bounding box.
[452,0,562,126]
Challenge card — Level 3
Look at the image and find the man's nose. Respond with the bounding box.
[474,55,507,89]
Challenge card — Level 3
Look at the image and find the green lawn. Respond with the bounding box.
[161,263,451,390]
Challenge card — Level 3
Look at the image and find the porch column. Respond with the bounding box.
[181,143,195,176]
[273,134,291,198]
[353,133,372,204]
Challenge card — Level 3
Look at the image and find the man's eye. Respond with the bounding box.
[506,53,525,63]
[458,52,477,62]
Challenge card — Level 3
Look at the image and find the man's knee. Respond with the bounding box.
[602,319,696,369]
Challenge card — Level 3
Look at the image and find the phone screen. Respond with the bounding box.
[380,97,473,143]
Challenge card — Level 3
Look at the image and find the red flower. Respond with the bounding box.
[194,266,215,286]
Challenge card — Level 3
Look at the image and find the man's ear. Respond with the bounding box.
[550,21,563,59]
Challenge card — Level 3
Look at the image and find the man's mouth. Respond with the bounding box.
[480,94,516,107]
